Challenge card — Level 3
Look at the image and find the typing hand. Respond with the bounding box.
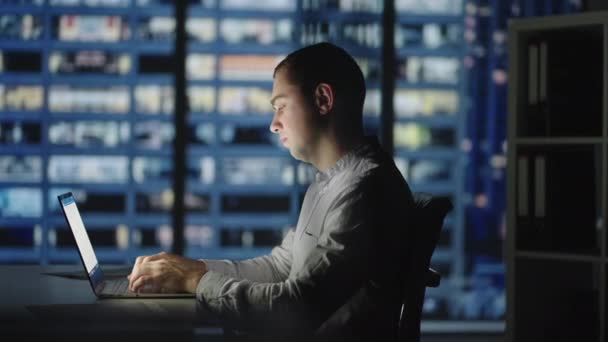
[127,251,207,294]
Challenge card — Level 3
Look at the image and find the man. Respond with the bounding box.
[128,42,415,340]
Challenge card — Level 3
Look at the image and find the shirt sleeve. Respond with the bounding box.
[201,229,294,283]
[195,183,373,333]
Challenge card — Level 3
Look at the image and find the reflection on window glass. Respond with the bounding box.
[133,225,172,249]
[394,123,455,149]
[220,0,295,11]
[48,156,129,183]
[221,157,293,185]
[135,85,173,114]
[0,14,43,40]
[138,54,174,74]
[297,162,316,185]
[0,188,42,218]
[133,157,173,183]
[354,57,381,81]
[221,194,290,213]
[49,50,131,75]
[396,23,461,49]
[55,15,130,42]
[394,157,452,183]
[50,224,129,250]
[186,18,216,43]
[137,0,216,6]
[185,225,214,247]
[220,227,282,247]
[0,0,43,5]
[341,21,382,48]
[134,121,174,149]
[135,191,211,213]
[48,189,125,213]
[219,87,272,115]
[188,123,215,146]
[185,193,210,212]
[363,89,380,117]
[0,85,43,111]
[49,85,129,113]
[219,125,277,146]
[394,89,458,117]
[187,54,215,80]
[0,156,41,182]
[188,86,215,113]
[397,56,459,84]
[136,190,173,213]
[0,225,41,247]
[49,121,130,148]
[0,51,42,73]
[219,55,281,81]
[137,16,174,41]
[395,0,462,15]
[50,0,130,6]
[220,19,292,45]
[0,122,41,144]
[188,156,215,184]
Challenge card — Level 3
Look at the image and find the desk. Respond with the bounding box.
[0,265,225,342]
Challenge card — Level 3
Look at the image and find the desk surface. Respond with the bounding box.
[0,265,223,341]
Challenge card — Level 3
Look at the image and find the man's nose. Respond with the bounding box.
[269,113,280,133]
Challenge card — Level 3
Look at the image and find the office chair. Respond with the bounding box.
[397,192,453,342]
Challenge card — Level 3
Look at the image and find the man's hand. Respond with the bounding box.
[127,251,207,294]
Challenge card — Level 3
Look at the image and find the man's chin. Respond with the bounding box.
[289,149,307,163]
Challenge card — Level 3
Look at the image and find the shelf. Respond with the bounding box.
[394,148,460,159]
[395,115,458,127]
[514,137,605,145]
[396,81,460,90]
[397,15,462,25]
[515,250,604,263]
[514,258,599,340]
[188,42,297,55]
[397,47,462,57]
[514,25,603,138]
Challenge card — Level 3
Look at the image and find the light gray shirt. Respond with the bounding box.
[196,137,414,339]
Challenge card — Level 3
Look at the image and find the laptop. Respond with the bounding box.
[57,192,194,298]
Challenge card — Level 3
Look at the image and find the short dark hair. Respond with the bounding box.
[274,42,366,120]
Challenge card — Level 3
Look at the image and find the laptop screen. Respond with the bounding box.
[58,193,99,276]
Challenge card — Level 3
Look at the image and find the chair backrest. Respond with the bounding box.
[397,192,453,342]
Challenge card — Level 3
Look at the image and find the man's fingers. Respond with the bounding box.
[130,274,155,292]
[140,252,167,263]
[134,255,146,266]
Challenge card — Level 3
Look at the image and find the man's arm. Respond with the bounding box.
[202,229,294,283]
[196,184,373,332]
[127,230,294,293]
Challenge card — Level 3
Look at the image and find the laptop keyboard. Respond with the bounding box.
[103,279,130,295]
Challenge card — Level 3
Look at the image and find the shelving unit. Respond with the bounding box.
[392,0,466,321]
[507,10,607,341]
[183,0,301,260]
[0,0,177,264]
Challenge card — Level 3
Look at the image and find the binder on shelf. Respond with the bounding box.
[527,43,538,106]
[516,155,528,217]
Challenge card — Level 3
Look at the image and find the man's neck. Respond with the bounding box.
[311,133,365,172]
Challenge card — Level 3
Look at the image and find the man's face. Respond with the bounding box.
[269,68,319,163]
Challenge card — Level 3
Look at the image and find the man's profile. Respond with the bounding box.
[128,42,415,341]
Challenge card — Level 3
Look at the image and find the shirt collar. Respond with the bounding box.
[314,136,378,183]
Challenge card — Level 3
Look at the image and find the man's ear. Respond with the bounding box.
[314,83,334,115]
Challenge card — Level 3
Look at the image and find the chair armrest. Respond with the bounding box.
[425,268,441,288]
